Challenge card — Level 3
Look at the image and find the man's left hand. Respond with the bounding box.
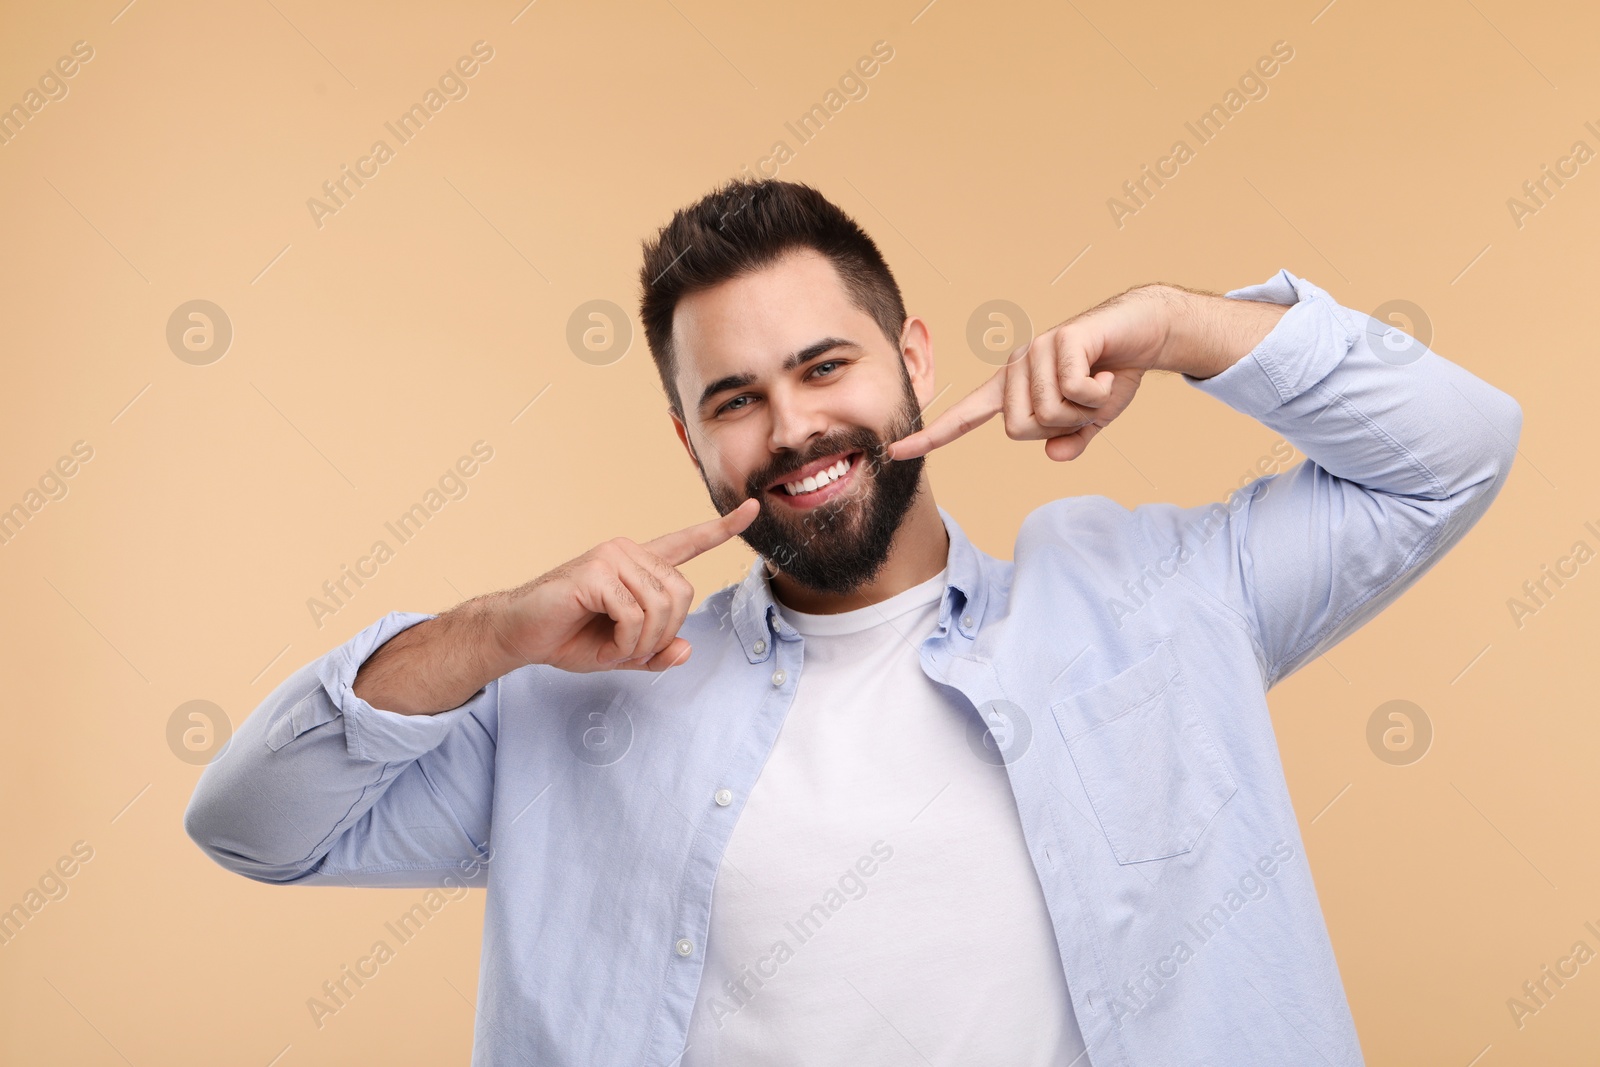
[887,284,1184,463]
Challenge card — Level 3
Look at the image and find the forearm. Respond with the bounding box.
[185,609,498,885]
[353,593,523,716]
[1175,271,1520,501]
[1152,286,1291,381]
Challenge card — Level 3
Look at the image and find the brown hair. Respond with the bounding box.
[637,177,907,420]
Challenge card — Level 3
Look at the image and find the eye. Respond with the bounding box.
[713,360,847,417]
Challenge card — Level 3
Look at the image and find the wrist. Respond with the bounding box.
[478,593,530,677]
[1149,285,1207,377]
[1155,287,1288,380]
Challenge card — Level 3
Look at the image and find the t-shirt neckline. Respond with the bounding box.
[773,567,949,637]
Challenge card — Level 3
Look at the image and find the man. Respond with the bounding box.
[185,178,1521,1066]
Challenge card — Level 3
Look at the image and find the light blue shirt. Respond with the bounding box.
[185,269,1521,1066]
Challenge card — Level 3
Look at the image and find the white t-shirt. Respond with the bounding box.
[683,567,1087,1065]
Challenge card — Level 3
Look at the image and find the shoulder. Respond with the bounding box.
[1019,493,1129,538]
[1018,494,1163,564]
[1019,492,1247,564]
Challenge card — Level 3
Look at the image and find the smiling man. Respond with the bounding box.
[185,178,1522,1066]
[658,237,935,609]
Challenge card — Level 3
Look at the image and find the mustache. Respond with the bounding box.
[749,433,881,494]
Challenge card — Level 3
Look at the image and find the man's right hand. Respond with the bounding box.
[495,497,760,674]
[352,498,759,715]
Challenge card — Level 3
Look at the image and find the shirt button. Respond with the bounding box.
[714,788,733,807]
[675,938,694,957]
[753,640,766,655]
[962,614,974,629]
[771,668,786,686]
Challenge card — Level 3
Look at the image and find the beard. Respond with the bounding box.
[700,370,927,598]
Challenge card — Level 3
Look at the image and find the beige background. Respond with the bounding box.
[1,0,1594,1063]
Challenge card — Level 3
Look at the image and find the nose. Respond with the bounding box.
[766,386,830,457]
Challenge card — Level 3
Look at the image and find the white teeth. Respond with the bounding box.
[782,455,852,496]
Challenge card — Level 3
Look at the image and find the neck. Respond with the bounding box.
[767,480,948,615]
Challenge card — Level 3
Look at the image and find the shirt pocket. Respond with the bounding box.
[1050,641,1237,864]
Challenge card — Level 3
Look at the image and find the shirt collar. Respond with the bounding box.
[730,503,988,662]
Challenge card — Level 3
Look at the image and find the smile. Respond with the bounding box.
[767,451,862,509]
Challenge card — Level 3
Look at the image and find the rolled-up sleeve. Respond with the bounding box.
[183,610,499,887]
[1134,269,1523,687]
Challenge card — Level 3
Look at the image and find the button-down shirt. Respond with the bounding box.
[185,269,1522,1066]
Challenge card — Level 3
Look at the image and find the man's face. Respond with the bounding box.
[669,248,932,597]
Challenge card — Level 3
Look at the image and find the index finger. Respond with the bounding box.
[643,496,759,568]
[885,366,1005,461]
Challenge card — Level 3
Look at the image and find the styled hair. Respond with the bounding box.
[637,178,907,420]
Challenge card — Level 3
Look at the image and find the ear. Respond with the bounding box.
[670,408,701,472]
[898,316,936,409]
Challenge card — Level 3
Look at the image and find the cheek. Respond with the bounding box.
[705,438,763,492]
[781,362,889,420]
[864,369,915,415]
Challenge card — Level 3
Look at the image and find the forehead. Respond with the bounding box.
[672,248,878,400]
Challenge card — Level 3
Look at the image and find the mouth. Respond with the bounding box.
[765,450,864,510]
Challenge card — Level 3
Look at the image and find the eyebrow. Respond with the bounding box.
[695,337,860,415]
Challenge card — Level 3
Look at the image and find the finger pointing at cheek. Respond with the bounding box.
[884,366,1005,461]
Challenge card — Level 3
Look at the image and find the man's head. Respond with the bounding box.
[638,179,936,597]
